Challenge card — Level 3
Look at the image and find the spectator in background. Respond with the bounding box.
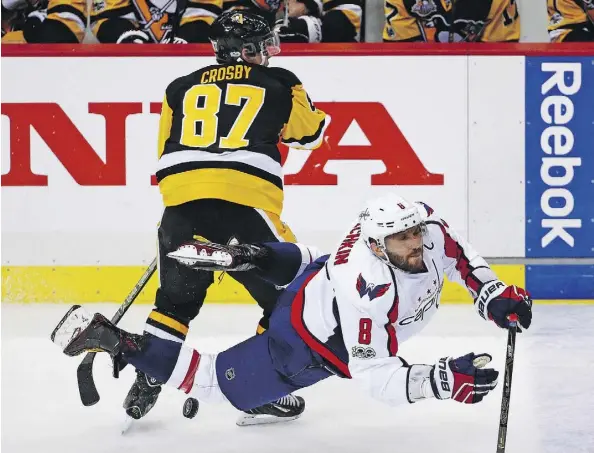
[2,0,43,42]
[275,0,362,42]
[224,0,361,43]
[2,0,86,42]
[547,0,594,42]
[223,0,278,23]
[383,0,520,42]
[90,0,222,42]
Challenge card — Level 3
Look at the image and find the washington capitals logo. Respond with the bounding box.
[356,274,391,300]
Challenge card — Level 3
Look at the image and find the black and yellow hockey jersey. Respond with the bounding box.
[319,0,362,41]
[2,0,40,43]
[91,0,222,42]
[383,0,520,42]
[2,0,86,43]
[547,0,594,42]
[223,0,362,42]
[156,64,328,216]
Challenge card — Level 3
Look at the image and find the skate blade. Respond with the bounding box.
[167,244,232,269]
[236,413,302,427]
[121,416,134,435]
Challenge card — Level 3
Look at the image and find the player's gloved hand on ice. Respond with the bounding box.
[430,353,498,404]
[275,16,322,43]
[474,280,533,331]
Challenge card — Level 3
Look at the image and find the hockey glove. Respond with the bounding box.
[475,280,532,331]
[430,353,498,404]
[275,16,322,43]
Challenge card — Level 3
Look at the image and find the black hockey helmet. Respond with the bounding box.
[209,10,281,65]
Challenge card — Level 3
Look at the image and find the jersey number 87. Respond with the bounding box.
[181,84,266,149]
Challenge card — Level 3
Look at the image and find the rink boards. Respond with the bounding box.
[1,45,593,303]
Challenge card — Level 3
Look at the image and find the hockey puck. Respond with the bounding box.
[183,397,199,419]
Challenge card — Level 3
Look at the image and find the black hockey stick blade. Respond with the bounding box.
[76,258,158,406]
[78,353,99,406]
[496,314,519,453]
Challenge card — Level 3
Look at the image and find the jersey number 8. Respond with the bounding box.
[358,318,372,345]
[181,83,266,149]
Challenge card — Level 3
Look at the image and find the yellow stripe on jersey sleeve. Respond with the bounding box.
[180,15,216,26]
[281,85,327,150]
[180,0,222,25]
[188,0,222,9]
[157,94,173,159]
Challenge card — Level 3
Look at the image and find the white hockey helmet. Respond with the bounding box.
[359,193,423,265]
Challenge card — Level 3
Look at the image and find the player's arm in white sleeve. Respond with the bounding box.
[332,261,500,406]
[418,202,532,329]
[425,216,497,300]
[332,269,434,406]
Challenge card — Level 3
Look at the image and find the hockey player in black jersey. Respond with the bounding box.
[90,0,222,43]
[222,0,362,43]
[122,10,329,427]
[2,0,86,43]
[383,0,520,43]
[547,0,594,42]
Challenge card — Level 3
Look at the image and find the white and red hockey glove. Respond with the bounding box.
[430,353,499,404]
[475,280,533,331]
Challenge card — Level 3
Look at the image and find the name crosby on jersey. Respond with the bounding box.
[200,65,253,84]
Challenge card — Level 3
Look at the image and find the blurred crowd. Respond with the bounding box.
[1,0,593,44]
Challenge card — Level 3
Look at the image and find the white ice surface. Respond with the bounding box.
[2,304,593,453]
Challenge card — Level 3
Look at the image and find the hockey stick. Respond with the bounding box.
[77,258,158,406]
[283,0,289,26]
[495,313,519,453]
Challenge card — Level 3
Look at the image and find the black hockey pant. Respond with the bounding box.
[144,199,296,342]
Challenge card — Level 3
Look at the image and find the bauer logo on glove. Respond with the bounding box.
[430,353,499,404]
[474,281,533,331]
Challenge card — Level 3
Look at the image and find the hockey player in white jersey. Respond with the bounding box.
[53,193,533,419]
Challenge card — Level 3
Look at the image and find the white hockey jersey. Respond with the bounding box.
[292,203,497,406]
